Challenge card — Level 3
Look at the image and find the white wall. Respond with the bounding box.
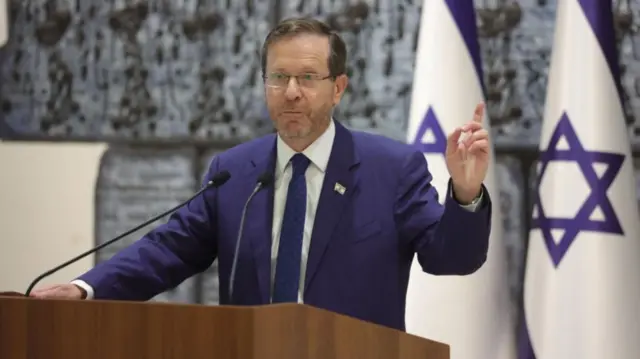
[0,141,107,293]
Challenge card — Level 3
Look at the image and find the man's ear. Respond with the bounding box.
[332,74,349,106]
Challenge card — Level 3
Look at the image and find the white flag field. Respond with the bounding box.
[520,0,640,358]
[405,1,516,359]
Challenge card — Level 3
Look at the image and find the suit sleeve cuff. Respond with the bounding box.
[71,279,94,300]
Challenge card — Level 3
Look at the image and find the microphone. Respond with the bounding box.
[228,171,273,304]
[24,170,232,297]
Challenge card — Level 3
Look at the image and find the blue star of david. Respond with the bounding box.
[411,107,447,154]
[532,112,625,267]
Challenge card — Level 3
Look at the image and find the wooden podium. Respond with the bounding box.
[0,293,449,359]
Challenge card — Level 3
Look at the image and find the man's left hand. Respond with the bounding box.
[445,102,490,204]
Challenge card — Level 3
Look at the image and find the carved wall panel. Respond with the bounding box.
[94,146,199,302]
[3,0,640,146]
[495,155,527,319]
[0,0,273,141]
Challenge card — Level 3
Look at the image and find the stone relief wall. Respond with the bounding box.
[94,146,201,302]
[2,0,640,318]
[0,0,273,140]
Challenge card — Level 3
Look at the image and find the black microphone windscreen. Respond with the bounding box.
[257,172,274,186]
[211,170,231,187]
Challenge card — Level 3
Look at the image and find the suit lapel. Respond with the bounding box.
[304,121,360,293]
[245,136,277,304]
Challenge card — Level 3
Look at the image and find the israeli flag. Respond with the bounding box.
[519,1,640,358]
[405,1,516,358]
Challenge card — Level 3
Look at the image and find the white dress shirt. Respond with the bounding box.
[270,118,336,303]
[73,119,482,301]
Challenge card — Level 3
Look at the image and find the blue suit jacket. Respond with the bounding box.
[78,120,491,331]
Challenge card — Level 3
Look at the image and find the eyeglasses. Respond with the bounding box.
[264,72,333,89]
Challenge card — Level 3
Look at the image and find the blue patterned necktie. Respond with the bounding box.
[272,153,310,303]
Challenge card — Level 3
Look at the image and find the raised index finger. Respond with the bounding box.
[473,102,485,123]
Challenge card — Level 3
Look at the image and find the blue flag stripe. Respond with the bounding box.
[577,0,623,103]
[444,0,486,95]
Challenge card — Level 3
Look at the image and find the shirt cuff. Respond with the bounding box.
[70,279,94,300]
[450,185,483,212]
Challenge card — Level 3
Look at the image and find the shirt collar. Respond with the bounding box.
[276,119,335,175]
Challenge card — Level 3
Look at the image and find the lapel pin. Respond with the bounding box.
[334,182,346,195]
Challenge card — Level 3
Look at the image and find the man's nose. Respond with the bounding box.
[284,77,302,100]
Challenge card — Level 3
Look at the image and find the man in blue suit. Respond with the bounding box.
[32,17,492,332]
